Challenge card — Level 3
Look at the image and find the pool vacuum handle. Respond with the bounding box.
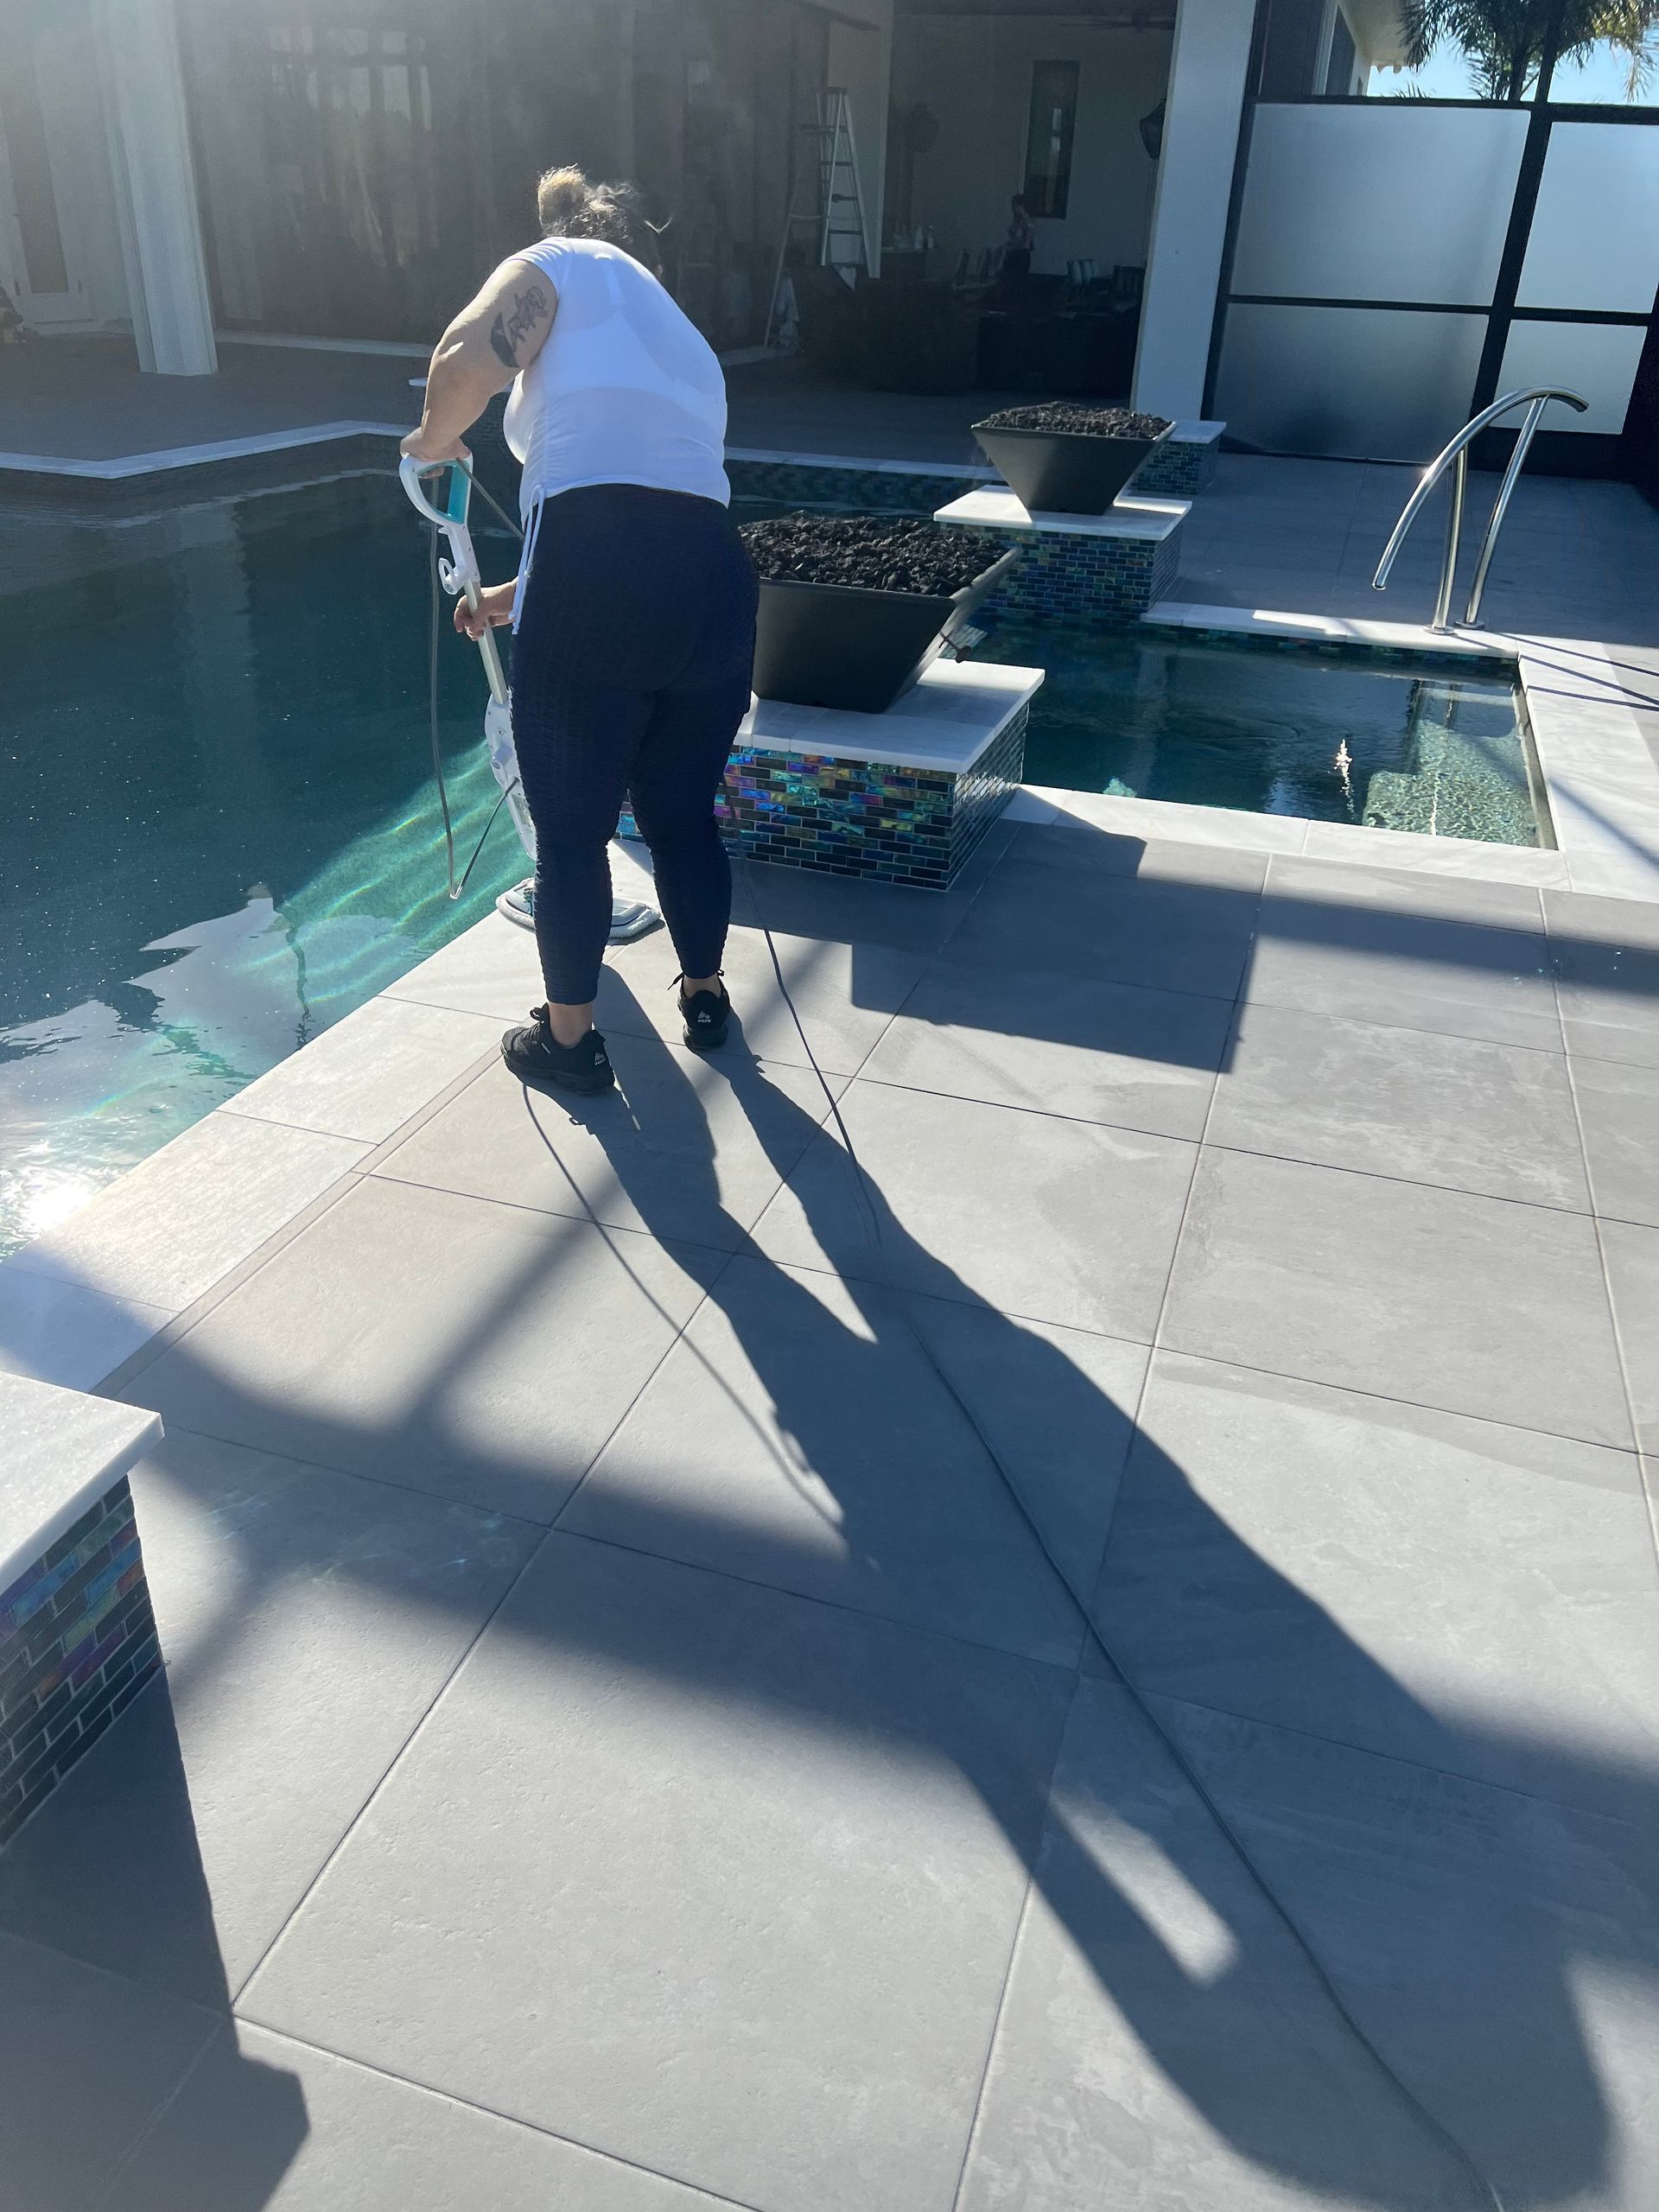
[399,454,509,706]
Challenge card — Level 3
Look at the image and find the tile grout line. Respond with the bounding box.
[1132,1681,1659,1832]
[946,1674,1084,2212]
[1556,1041,1659,1575]
[89,2012,227,2212]
[744,1237,1643,1458]
[213,2017,777,2212]
[94,1170,372,1402]
[227,1234,748,2014]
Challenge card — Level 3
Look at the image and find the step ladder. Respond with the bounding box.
[764,88,872,349]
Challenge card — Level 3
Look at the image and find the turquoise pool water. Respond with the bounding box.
[978,620,1542,845]
[2,472,522,1259]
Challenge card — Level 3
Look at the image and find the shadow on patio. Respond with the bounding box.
[3,838,1658,2211]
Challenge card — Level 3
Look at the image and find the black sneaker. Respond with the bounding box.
[501,1007,615,1094]
[678,977,731,1052]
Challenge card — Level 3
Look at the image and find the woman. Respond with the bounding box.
[1001,194,1034,284]
[401,167,755,1095]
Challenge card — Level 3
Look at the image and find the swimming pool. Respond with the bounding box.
[2,472,520,1260]
[977,620,1547,847]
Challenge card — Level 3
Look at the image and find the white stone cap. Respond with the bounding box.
[741,658,1045,773]
[934,487,1190,541]
[1169,419,1225,446]
[1147,600,1518,661]
[1,1376,162,1599]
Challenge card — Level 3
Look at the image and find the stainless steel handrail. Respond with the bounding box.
[1372,386,1588,631]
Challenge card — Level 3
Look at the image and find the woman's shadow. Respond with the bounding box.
[529,970,1659,2210]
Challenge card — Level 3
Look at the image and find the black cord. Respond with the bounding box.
[427,524,460,900]
[730,856,1505,2212]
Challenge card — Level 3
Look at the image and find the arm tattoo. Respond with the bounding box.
[488,284,548,369]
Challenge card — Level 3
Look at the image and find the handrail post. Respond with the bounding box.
[1372,386,1586,629]
[1464,393,1548,626]
[1433,445,1467,632]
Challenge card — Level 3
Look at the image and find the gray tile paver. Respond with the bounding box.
[1092,1351,1659,1817]
[373,1038,843,1253]
[750,1077,1197,1341]
[1160,1147,1632,1448]
[1571,1055,1659,1227]
[956,1682,1478,2212]
[0,1932,219,2212]
[1601,1219,1659,1454]
[861,957,1230,1141]
[238,1533,1073,2212]
[940,857,1262,1001]
[116,2022,735,2212]
[1246,896,1560,1052]
[561,1256,1145,1665]
[123,1176,725,1523]
[1545,887,1659,1065]
[1129,1695,1659,2212]
[1208,1001,1592,1210]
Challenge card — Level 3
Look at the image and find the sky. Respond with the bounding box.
[1375,38,1657,99]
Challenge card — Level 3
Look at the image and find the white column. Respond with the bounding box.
[97,0,216,375]
[1132,0,1255,422]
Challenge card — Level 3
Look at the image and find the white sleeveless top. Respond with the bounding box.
[502,237,731,518]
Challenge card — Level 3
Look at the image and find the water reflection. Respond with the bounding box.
[0,473,518,1257]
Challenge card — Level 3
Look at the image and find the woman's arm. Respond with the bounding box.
[401,257,558,463]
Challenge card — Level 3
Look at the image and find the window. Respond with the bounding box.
[1023,60,1078,220]
[1321,6,1357,94]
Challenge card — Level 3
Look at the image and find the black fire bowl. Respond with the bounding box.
[750,543,1021,715]
[971,420,1175,516]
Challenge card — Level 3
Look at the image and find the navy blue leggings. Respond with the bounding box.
[509,484,757,1005]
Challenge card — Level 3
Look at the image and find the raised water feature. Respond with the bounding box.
[978,621,1548,848]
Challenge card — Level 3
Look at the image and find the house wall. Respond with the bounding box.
[0,0,131,332]
[890,13,1171,279]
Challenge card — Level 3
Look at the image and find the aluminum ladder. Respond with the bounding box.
[1373,385,1588,631]
[764,88,872,349]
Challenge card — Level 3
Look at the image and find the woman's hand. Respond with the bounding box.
[401,427,472,465]
[454,582,517,639]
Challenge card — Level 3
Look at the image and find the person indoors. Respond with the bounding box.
[401,165,756,1095]
[1002,194,1034,283]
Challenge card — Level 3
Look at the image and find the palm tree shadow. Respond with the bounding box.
[544,978,1659,2208]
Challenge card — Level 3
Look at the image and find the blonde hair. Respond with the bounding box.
[536,164,658,268]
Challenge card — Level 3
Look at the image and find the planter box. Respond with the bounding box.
[934,486,1190,626]
[971,419,1173,516]
[751,543,1021,715]
[724,660,1044,887]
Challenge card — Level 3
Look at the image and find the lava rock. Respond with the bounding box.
[740,513,995,596]
[976,404,1173,439]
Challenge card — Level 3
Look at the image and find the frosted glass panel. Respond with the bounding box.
[1214,305,1486,460]
[1230,105,1527,305]
[1517,124,1659,312]
[1497,320,1647,434]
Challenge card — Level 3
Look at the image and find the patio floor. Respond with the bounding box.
[3,339,1659,2206]
[3,808,1659,2210]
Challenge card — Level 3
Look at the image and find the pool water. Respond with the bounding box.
[978,620,1544,847]
[1,473,524,1260]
